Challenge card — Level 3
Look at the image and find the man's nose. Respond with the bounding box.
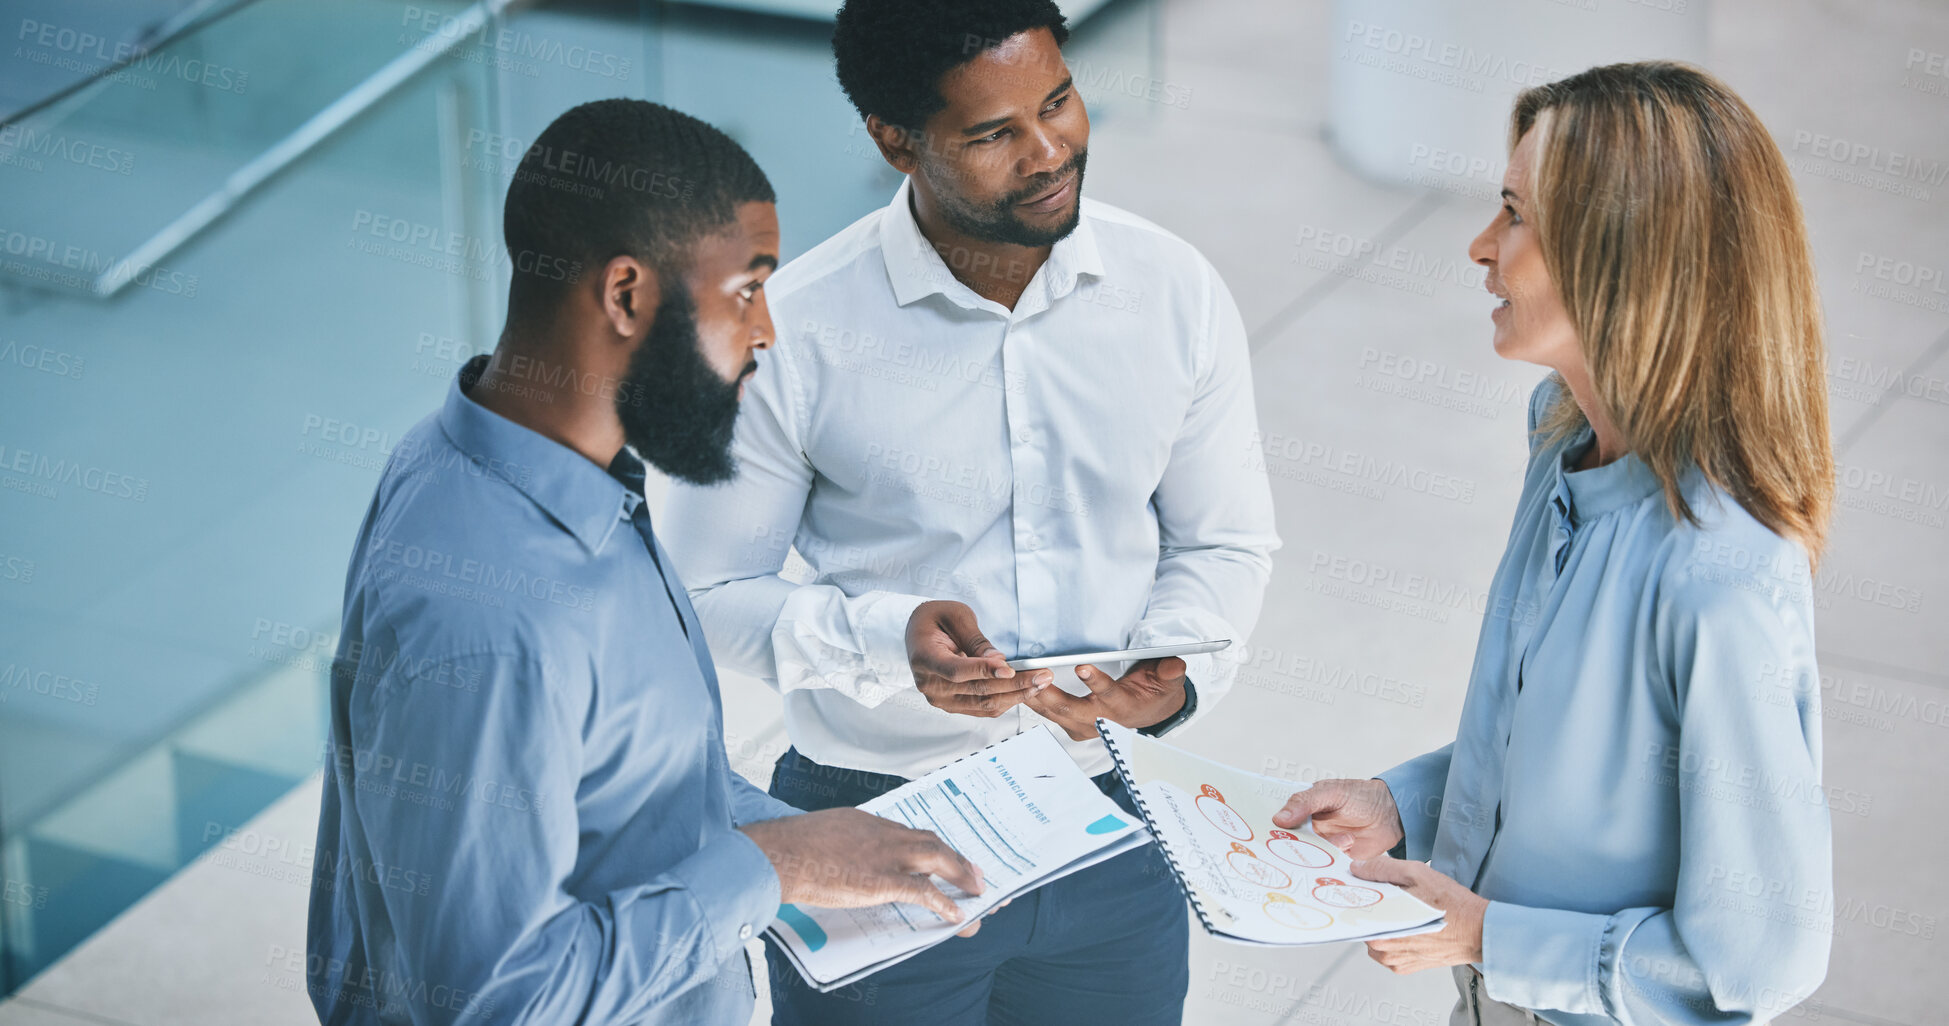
[750,295,776,350]
[1018,126,1065,178]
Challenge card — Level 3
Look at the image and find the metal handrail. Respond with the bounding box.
[0,0,266,128]
[7,0,527,300]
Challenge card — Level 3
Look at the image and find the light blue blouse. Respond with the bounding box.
[1380,379,1832,1025]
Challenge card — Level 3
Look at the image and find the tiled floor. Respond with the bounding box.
[2,0,1944,1022]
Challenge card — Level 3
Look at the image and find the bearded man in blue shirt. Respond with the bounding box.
[306,100,987,1026]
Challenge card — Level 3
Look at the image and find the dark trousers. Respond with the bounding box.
[764,747,1190,1026]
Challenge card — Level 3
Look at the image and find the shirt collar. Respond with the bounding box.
[438,354,631,554]
[877,177,1105,311]
[1554,425,1664,523]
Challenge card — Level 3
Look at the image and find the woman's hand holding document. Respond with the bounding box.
[1097,720,1444,946]
[767,726,1149,993]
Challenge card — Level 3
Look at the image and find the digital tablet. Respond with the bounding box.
[1004,639,1232,671]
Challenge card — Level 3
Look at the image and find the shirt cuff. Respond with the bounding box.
[1480,900,1608,1016]
[663,828,783,968]
[1124,621,1238,725]
[1374,749,1449,862]
[770,589,926,708]
[857,591,927,704]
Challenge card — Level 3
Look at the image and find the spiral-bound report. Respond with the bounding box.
[767,725,1151,992]
[1097,718,1444,946]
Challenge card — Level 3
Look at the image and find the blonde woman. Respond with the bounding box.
[1276,63,1835,1024]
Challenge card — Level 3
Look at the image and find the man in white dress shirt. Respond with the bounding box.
[664,1,1278,1022]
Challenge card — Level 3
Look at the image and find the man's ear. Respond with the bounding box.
[867,115,924,175]
[599,255,661,341]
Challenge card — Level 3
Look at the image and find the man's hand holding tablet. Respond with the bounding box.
[906,600,1056,717]
[1020,640,1231,740]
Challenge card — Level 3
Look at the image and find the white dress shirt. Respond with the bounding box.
[663,179,1279,779]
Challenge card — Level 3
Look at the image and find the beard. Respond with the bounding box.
[614,279,751,486]
[932,149,1088,248]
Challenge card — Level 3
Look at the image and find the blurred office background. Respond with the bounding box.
[0,0,1942,1022]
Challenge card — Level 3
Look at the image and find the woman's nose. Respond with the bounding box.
[1468,221,1497,267]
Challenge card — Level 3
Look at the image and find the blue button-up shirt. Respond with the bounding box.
[307,356,793,1025]
[1380,379,1832,1025]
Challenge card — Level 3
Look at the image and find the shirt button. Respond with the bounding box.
[739,923,753,940]
[1015,427,1031,444]
[1027,643,1045,656]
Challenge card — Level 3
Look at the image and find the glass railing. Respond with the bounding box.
[0,0,1161,995]
[0,0,502,989]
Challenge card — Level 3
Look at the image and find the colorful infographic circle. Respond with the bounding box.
[1226,842,1292,890]
[1262,893,1332,930]
[1196,785,1253,841]
[1311,877,1383,908]
[1267,830,1334,869]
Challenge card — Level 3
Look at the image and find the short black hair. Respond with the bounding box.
[501,100,774,303]
[832,0,1069,131]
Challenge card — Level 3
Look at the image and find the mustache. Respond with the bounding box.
[1007,154,1084,205]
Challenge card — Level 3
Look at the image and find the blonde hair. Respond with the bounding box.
[1514,62,1834,565]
